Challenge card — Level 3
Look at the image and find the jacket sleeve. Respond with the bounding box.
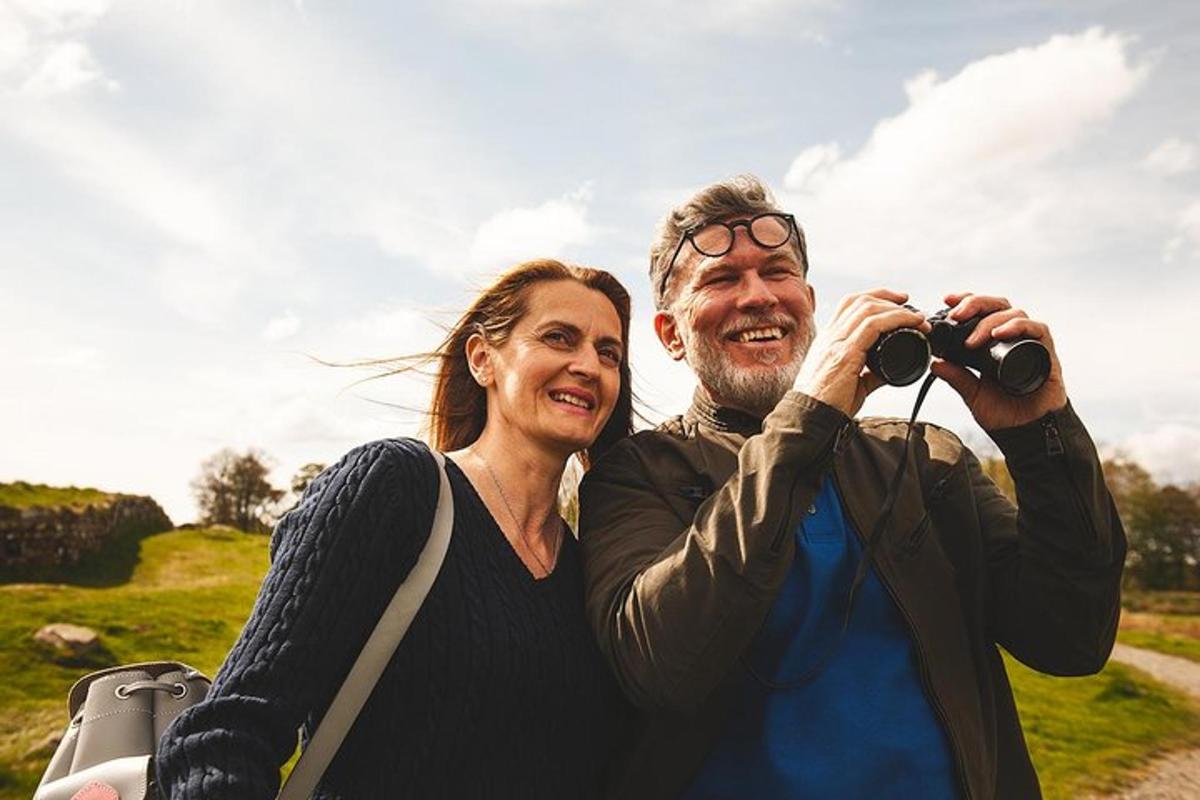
[155,439,438,799]
[979,402,1127,676]
[579,392,849,712]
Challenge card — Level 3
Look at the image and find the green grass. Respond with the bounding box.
[0,527,269,799]
[1118,630,1200,664]
[1118,607,1200,664]
[2,532,1198,799]
[1008,655,1200,799]
[0,481,112,510]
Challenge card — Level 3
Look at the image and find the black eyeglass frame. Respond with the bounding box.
[657,212,802,303]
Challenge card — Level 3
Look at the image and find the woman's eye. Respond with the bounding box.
[544,330,571,346]
[599,348,622,366]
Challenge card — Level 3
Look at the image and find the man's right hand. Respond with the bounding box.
[794,288,930,417]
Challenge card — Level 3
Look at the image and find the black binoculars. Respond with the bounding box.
[866,306,1050,396]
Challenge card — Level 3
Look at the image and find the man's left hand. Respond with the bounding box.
[928,292,1069,431]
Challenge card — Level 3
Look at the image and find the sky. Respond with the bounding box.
[1,0,1198,523]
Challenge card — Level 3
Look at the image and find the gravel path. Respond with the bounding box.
[1105,643,1200,799]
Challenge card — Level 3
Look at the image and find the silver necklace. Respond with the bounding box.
[478,452,561,576]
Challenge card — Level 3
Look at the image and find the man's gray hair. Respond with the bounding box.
[649,174,809,310]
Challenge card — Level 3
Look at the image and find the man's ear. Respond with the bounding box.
[464,332,493,386]
[654,311,687,362]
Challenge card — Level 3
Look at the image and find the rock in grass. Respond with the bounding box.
[25,730,63,759]
[33,623,99,657]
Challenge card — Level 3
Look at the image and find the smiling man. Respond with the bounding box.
[579,175,1127,799]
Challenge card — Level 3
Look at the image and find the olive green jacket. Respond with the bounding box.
[579,390,1126,800]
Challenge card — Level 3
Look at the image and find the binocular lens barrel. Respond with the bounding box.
[991,340,1050,397]
[867,308,1051,396]
[866,329,930,387]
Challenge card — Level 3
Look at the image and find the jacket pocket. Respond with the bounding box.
[895,472,953,559]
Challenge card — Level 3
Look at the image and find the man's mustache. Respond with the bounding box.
[717,313,800,339]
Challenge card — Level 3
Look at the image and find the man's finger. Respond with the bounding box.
[965,308,1027,348]
[847,307,930,351]
[948,294,1010,322]
[992,317,1051,343]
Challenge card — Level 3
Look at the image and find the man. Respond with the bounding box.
[579,175,1125,799]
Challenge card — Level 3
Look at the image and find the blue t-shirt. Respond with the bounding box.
[683,477,960,799]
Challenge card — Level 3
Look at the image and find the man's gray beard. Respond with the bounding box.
[680,318,815,418]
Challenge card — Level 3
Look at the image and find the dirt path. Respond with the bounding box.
[1105,644,1200,799]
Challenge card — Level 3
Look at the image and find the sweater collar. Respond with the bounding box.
[684,387,764,437]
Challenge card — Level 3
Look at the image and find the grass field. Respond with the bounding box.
[1,529,1198,799]
[1119,610,1200,664]
[0,527,268,797]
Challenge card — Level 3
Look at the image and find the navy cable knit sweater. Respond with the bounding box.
[155,438,623,799]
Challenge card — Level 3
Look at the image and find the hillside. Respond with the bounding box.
[0,482,112,510]
[0,528,1198,799]
[0,481,172,581]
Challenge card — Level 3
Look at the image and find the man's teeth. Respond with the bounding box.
[551,392,592,410]
[734,326,785,343]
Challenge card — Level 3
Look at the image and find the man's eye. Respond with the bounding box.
[707,274,736,285]
[544,330,570,345]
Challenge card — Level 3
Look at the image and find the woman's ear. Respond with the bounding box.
[464,331,493,387]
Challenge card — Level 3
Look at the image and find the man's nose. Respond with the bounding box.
[737,269,779,309]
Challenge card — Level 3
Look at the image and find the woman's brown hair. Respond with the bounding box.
[427,259,633,462]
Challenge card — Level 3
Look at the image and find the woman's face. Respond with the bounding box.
[482,280,624,457]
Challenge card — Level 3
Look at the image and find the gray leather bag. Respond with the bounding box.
[34,450,455,800]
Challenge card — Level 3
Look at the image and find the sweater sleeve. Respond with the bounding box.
[155,438,439,800]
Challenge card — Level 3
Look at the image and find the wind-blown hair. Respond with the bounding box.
[426,259,633,461]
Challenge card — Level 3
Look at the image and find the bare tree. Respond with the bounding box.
[191,448,284,533]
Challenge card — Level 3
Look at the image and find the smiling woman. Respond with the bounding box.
[154,259,635,799]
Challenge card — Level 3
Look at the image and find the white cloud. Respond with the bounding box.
[19,39,113,95]
[1164,200,1200,263]
[263,310,302,342]
[9,0,110,32]
[1121,424,1200,486]
[779,28,1150,282]
[27,346,106,371]
[1144,137,1197,176]
[0,0,113,96]
[468,185,596,272]
[440,0,835,49]
[4,107,239,251]
[783,142,840,193]
[155,252,247,324]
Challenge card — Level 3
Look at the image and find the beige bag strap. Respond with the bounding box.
[278,449,454,800]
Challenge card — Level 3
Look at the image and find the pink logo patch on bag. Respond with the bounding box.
[70,782,120,800]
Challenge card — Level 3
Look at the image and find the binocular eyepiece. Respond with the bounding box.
[866,306,1051,396]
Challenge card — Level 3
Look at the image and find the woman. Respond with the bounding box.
[156,259,633,798]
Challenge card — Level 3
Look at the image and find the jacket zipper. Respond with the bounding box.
[831,464,974,800]
[1042,415,1098,534]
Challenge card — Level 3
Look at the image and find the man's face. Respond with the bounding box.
[655,219,816,416]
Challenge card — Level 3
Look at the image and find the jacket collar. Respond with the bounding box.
[683,387,764,437]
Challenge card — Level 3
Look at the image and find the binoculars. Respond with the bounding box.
[866,306,1050,396]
